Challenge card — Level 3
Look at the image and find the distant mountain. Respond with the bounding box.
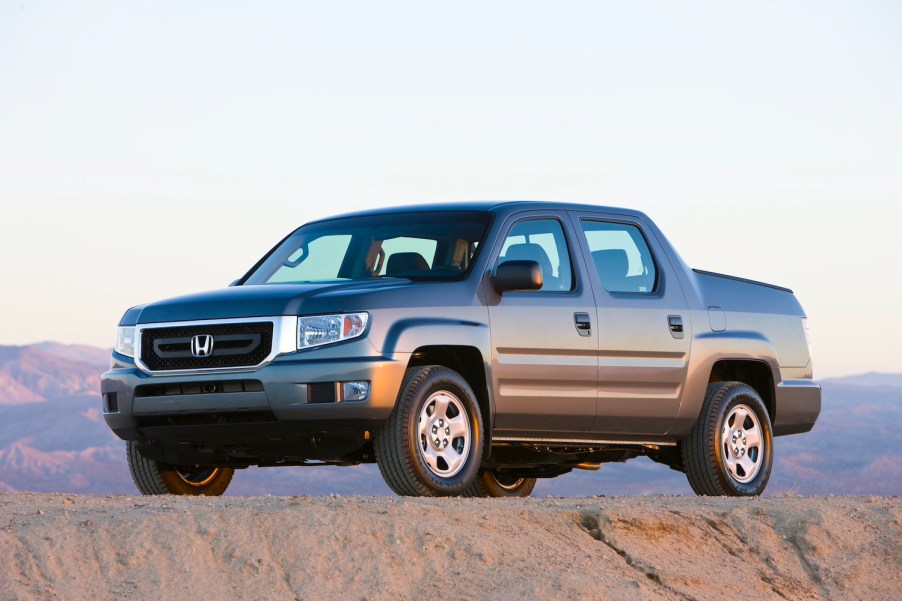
[0,343,899,496]
[820,372,902,388]
[33,342,111,368]
[0,344,104,404]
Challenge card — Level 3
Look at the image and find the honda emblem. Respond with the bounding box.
[190,335,214,358]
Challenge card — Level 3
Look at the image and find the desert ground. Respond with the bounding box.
[0,494,899,600]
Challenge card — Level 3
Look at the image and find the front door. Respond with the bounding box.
[487,215,598,434]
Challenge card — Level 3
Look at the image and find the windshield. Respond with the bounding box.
[243,211,494,285]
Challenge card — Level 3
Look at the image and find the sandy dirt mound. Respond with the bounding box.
[0,494,899,600]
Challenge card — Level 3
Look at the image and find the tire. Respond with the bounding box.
[126,441,234,496]
[463,469,537,498]
[375,365,484,496]
[682,381,774,496]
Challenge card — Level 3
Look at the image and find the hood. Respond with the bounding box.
[129,280,413,324]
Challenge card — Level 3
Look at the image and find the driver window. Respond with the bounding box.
[498,219,573,291]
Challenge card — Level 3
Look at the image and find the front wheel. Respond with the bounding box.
[375,365,484,496]
[464,470,537,498]
[126,441,234,496]
[682,381,773,496]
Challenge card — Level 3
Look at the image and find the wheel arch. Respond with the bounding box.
[407,345,493,439]
[708,359,777,423]
[671,330,782,437]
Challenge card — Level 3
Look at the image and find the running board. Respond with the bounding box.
[492,436,677,447]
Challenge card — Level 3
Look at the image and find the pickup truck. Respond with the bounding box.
[101,202,820,498]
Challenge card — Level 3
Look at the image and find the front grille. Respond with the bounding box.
[140,322,274,371]
[135,380,263,398]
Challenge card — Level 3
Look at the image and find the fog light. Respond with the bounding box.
[341,381,370,402]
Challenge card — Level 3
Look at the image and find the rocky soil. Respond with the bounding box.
[0,494,899,600]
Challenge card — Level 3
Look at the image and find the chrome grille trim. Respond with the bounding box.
[134,316,298,376]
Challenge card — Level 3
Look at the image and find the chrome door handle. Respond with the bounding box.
[668,315,684,339]
[574,312,592,337]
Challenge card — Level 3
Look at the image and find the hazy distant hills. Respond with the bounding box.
[820,372,902,388]
[0,343,899,497]
[0,343,105,404]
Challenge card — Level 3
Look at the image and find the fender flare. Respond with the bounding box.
[671,330,781,436]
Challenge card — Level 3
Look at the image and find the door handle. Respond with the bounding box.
[574,312,592,337]
[668,315,684,339]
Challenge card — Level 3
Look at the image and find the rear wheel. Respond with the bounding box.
[464,469,537,498]
[682,381,773,496]
[375,366,483,496]
[126,441,233,496]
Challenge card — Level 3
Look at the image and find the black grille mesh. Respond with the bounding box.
[308,383,337,404]
[103,392,119,413]
[135,380,264,397]
[140,322,274,371]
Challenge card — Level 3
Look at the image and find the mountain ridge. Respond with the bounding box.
[0,344,103,404]
[820,371,902,388]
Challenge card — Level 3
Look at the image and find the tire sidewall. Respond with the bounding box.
[713,387,773,496]
[127,440,233,496]
[403,368,483,495]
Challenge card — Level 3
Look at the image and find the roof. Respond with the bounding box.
[308,200,649,223]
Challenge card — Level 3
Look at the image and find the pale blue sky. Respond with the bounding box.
[1,1,900,377]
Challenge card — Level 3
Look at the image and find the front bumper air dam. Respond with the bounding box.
[101,350,410,441]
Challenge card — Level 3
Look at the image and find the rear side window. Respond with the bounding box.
[498,219,573,292]
[581,221,657,294]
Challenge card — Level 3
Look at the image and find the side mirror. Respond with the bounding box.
[491,260,543,293]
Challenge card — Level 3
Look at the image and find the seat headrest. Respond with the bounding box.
[502,243,553,276]
[386,252,430,275]
[592,249,629,280]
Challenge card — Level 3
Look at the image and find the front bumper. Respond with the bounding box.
[101,341,409,464]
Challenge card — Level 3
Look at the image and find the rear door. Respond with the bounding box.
[486,212,598,434]
[570,212,691,435]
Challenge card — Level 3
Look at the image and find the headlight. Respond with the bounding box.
[298,313,369,349]
[115,326,136,357]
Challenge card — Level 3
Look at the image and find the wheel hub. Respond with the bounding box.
[429,418,452,449]
[729,428,748,457]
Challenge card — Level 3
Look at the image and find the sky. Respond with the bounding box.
[0,0,900,378]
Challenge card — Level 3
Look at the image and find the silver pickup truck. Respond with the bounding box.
[102,202,820,498]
